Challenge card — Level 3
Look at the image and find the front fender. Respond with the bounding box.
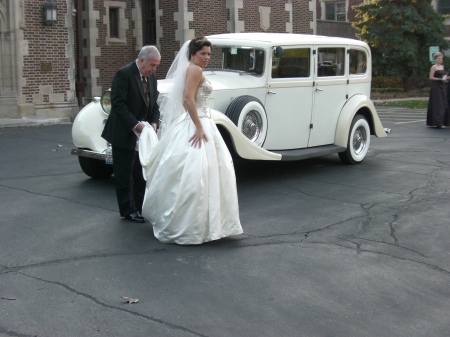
[72,99,109,153]
[211,109,281,161]
[335,95,387,148]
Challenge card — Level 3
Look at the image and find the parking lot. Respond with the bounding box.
[0,108,449,337]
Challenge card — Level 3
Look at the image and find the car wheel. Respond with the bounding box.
[78,153,113,179]
[338,115,370,165]
[225,95,267,146]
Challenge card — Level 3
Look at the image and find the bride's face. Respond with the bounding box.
[192,46,211,69]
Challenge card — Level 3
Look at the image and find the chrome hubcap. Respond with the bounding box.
[352,126,367,155]
[242,110,262,142]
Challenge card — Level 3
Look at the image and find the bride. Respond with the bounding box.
[140,37,243,245]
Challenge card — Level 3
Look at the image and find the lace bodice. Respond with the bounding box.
[195,78,212,117]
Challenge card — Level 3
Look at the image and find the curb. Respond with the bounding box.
[0,117,71,128]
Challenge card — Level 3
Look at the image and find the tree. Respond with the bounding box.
[353,0,449,91]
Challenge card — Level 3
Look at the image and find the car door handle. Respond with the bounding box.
[267,90,276,95]
[315,87,323,92]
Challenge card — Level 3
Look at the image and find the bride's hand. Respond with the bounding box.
[189,127,208,148]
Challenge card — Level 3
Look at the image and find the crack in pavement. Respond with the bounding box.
[0,170,83,180]
[347,236,427,258]
[0,325,37,337]
[0,249,168,275]
[14,272,208,337]
[331,241,450,276]
[281,177,406,198]
[388,214,400,245]
[368,155,450,169]
[342,238,362,254]
[0,184,117,213]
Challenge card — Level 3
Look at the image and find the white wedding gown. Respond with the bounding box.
[140,79,243,244]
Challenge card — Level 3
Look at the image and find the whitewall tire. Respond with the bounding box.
[225,96,267,146]
[338,115,370,165]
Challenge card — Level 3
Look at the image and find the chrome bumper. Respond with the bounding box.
[71,148,106,160]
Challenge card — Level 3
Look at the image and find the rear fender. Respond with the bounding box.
[335,95,386,148]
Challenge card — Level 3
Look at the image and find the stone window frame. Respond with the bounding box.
[320,0,348,22]
[104,1,127,45]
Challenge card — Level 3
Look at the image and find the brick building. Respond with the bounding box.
[1,0,449,120]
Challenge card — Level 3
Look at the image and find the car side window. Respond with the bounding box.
[349,49,367,75]
[272,48,311,78]
[317,47,345,77]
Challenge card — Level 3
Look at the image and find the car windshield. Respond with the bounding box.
[206,45,265,76]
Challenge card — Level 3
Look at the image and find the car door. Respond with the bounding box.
[263,46,314,150]
[308,46,348,147]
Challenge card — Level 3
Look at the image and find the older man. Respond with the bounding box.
[102,46,161,223]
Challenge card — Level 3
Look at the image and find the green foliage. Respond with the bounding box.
[374,100,428,109]
[353,0,449,90]
[372,76,403,88]
[372,87,404,93]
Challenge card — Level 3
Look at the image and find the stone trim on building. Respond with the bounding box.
[0,0,22,118]
[309,0,317,34]
[174,0,194,49]
[131,0,143,51]
[226,0,244,33]
[286,1,293,33]
[83,1,101,100]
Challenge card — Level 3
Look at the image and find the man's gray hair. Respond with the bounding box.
[138,45,161,61]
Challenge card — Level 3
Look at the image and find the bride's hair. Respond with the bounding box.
[188,37,212,60]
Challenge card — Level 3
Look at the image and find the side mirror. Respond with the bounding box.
[101,89,111,115]
[273,46,284,58]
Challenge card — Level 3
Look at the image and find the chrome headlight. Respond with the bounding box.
[100,89,111,115]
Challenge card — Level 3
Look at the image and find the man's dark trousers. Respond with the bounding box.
[112,146,145,216]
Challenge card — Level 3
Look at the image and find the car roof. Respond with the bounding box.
[206,33,368,48]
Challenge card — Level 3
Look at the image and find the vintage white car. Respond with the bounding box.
[72,33,389,178]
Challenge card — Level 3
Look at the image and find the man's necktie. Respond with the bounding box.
[142,76,149,105]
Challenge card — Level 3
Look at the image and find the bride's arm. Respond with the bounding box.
[183,65,208,148]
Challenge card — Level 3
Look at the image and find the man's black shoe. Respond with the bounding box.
[124,212,145,223]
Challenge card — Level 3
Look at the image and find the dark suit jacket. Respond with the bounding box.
[101,61,160,150]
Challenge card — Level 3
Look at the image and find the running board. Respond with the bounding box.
[271,145,346,161]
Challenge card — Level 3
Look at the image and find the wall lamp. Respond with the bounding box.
[43,0,58,26]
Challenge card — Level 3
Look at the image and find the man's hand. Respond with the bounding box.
[151,123,157,132]
[134,122,145,134]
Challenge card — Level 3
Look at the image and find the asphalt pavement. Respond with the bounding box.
[1,106,449,336]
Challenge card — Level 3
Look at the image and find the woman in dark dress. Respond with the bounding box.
[427,52,450,128]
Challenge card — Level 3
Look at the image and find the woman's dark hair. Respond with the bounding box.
[188,37,212,60]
